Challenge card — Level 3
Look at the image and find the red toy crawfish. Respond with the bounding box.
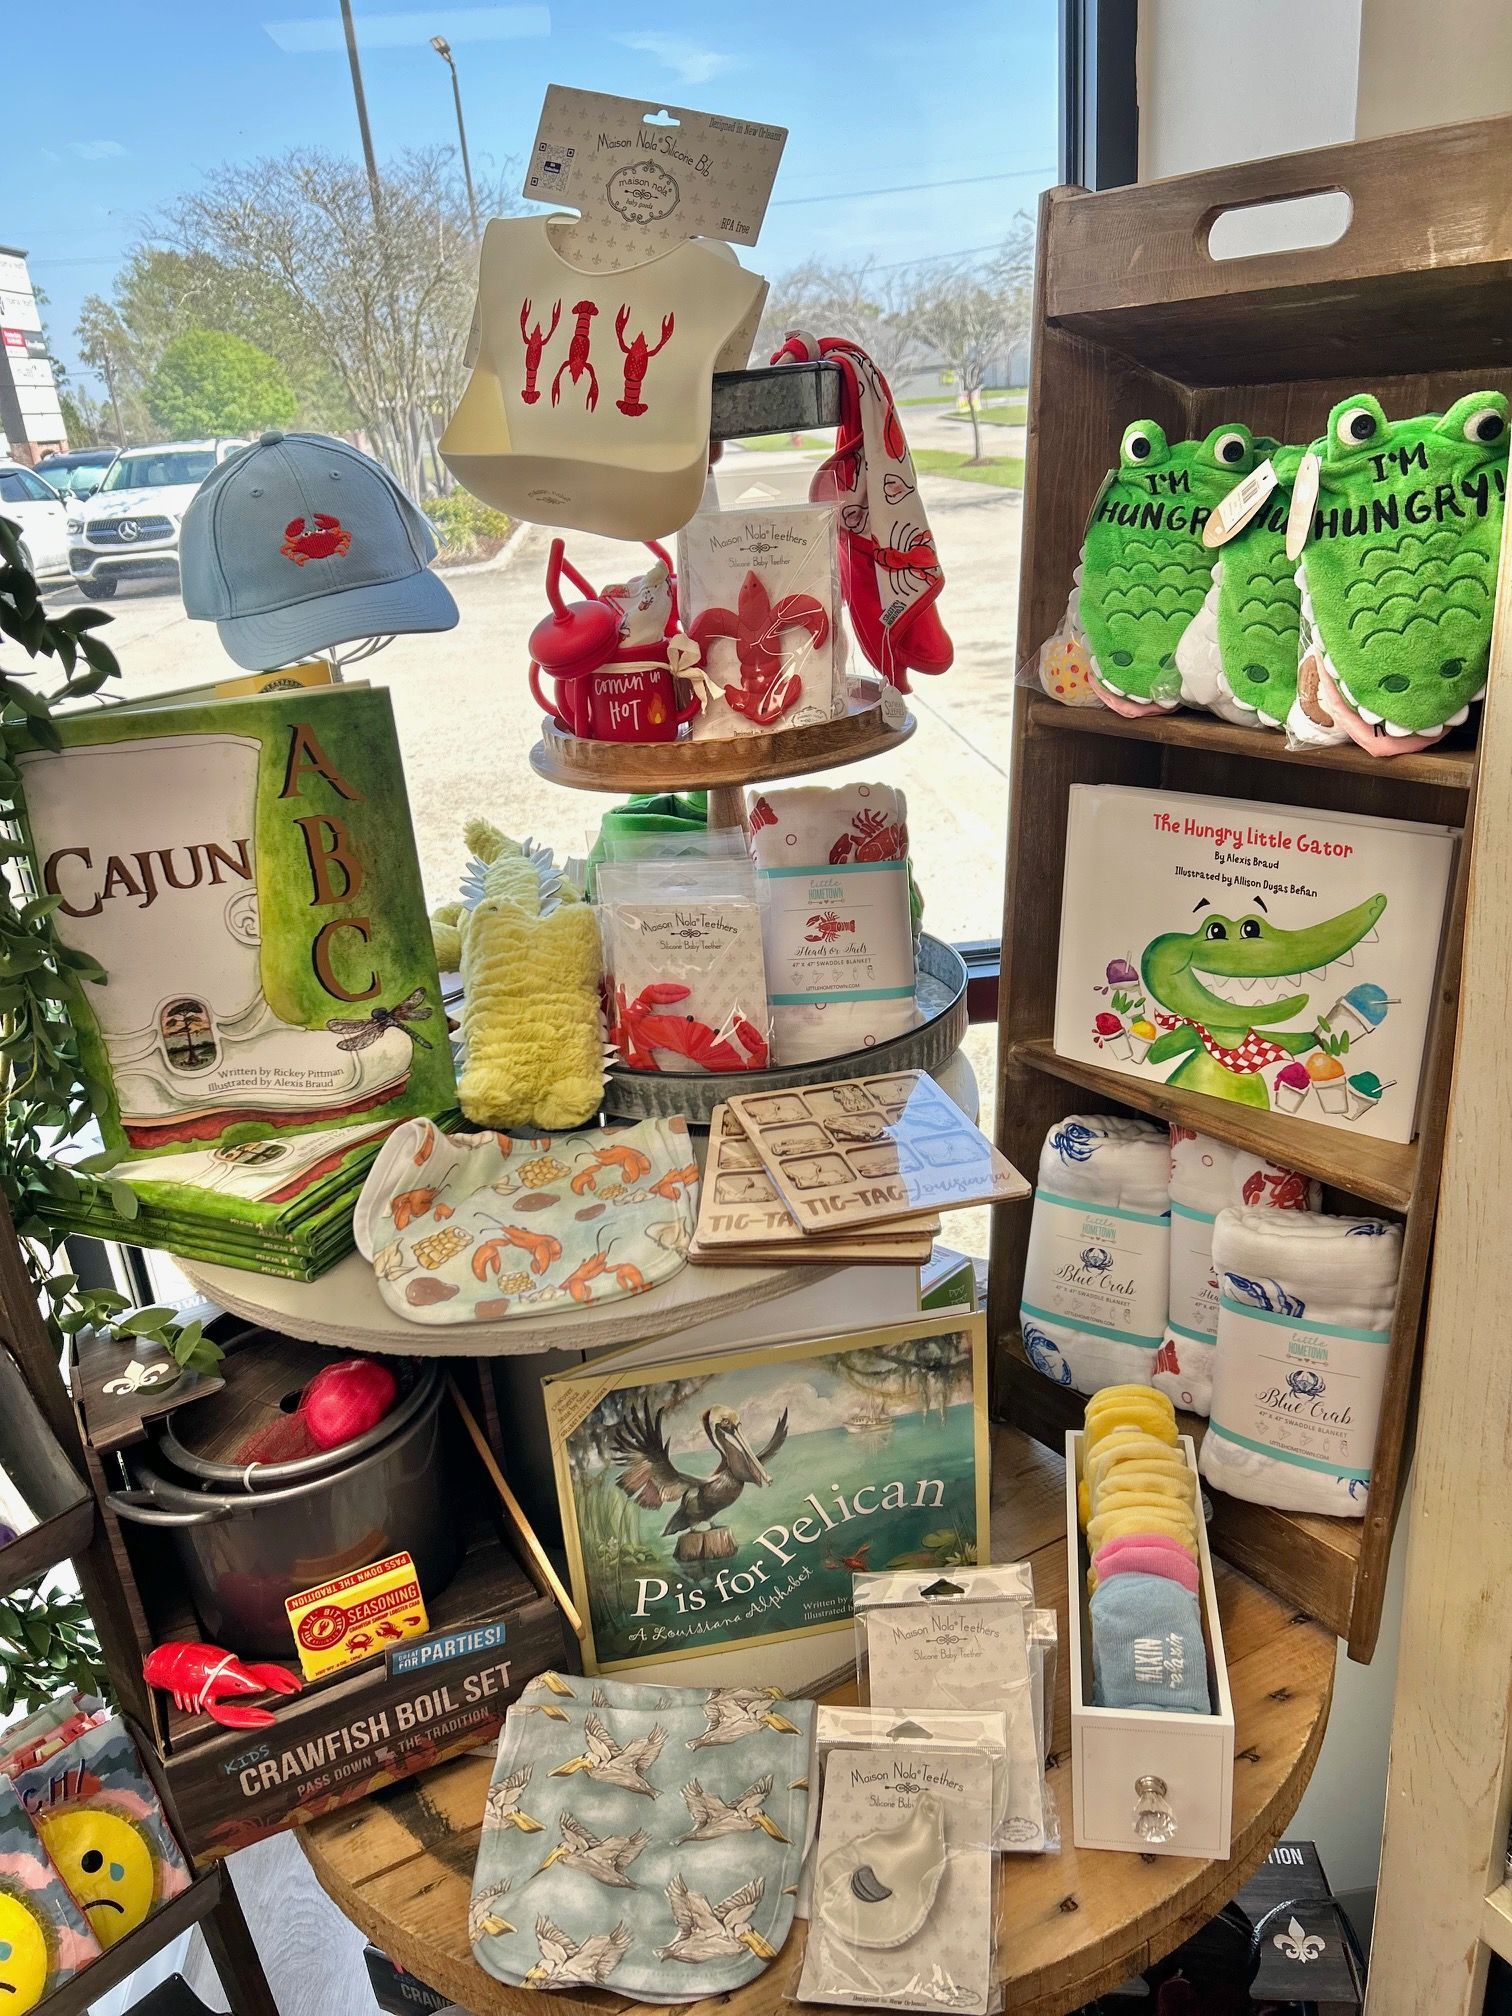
[610,982,770,1073]
[614,305,675,416]
[519,296,561,404]
[143,1641,303,1730]
[552,299,600,410]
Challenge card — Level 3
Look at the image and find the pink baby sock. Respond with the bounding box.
[1092,1534,1200,1594]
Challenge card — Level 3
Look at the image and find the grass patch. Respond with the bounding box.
[911,449,1025,489]
[970,402,1027,426]
[897,385,1026,407]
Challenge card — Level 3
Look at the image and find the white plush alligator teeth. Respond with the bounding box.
[1357,704,1384,725]
[1384,719,1419,737]
[1098,676,1127,696]
[1445,706,1470,727]
[1471,685,1488,703]
[1257,710,1282,728]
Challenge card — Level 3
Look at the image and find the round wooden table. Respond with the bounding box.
[299,1427,1334,2016]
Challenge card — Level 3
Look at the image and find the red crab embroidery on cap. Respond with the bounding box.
[281,514,353,566]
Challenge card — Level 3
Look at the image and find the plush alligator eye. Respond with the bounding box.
[1204,920,1227,941]
[1336,406,1378,446]
[1213,430,1248,465]
[1240,918,1262,939]
[1123,428,1154,463]
[1463,406,1506,445]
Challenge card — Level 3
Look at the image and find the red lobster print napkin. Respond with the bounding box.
[770,332,952,692]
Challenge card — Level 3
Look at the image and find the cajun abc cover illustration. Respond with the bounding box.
[546,1317,988,1672]
[1055,785,1456,1143]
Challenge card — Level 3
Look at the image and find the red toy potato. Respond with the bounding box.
[300,1357,398,1452]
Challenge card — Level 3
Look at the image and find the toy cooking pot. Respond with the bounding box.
[106,1336,461,1655]
[527,536,701,742]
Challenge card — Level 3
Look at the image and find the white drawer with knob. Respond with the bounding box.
[1064,1431,1235,1860]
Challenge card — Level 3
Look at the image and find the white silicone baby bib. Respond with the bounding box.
[441,216,766,541]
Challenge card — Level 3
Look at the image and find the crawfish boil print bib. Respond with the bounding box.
[441,218,767,541]
[353,1115,697,1324]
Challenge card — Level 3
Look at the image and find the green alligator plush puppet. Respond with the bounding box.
[1174,442,1304,730]
[1075,420,1260,714]
[1288,390,1508,755]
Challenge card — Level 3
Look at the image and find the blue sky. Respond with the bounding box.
[7,1,1057,397]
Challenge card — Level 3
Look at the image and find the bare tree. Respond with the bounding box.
[909,219,1035,460]
[159,148,499,496]
[74,297,139,448]
[757,257,931,388]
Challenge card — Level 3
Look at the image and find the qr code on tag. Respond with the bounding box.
[527,139,575,196]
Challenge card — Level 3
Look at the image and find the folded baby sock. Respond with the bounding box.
[1199,1207,1403,1516]
[1086,1505,1198,1557]
[1154,1129,1320,1418]
[1090,1535,1201,1597]
[1085,1399,1178,1456]
[1091,1571,1211,1713]
[1022,1118,1171,1395]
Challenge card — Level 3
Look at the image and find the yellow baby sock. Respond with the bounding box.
[1087,1505,1198,1556]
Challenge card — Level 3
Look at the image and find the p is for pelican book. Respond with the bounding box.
[543,1314,990,1674]
[1055,785,1457,1143]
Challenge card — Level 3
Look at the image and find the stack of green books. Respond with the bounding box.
[15,685,456,1281]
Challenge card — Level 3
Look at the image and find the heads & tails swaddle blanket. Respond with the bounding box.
[1021,1114,1171,1395]
[1199,1206,1402,1515]
[470,1673,811,1999]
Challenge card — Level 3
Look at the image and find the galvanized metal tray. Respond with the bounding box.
[602,932,969,1123]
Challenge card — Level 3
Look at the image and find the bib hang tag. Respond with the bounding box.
[1203,459,1278,549]
[1285,449,1321,561]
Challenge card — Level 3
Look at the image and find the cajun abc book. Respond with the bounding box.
[544,1315,989,1673]
[1055,785,1457,1143]
[14,686,454,1158]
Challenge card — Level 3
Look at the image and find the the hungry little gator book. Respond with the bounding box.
[1055,785,1457,1144]
[14,686,454,1158]
[544,1315,990,1673]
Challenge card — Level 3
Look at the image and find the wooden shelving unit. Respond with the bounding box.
[988,115,1512,1665]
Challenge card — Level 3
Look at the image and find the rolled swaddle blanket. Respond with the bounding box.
[1199,1207,1402,1516]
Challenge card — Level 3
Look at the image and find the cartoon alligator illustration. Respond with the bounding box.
[1140,894,1387,1108]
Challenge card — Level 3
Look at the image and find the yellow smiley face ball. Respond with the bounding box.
[0,1888,52,2010]
[36,1807,156,1949]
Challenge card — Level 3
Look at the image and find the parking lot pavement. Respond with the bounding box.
[39,451,1020,941]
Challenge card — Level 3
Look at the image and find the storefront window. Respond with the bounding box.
[9,3,1055,946]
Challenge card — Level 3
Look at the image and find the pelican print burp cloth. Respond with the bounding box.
[441,216,766,542]
[14,1718,191,1954]
[471,1675,811,1999]
[800,1744,995,2013]
[1075,421,1260,715]
[354,1115,696,1324]
[1153,1128,1320,1417]
[1199,1207,1402,1517]
[1174,445,1304,728]
[1287,392,1508,756]
[1021,1114,1171,1396]
[852,1566,1045,1852]
[745,782,916,1065]
[0,1778,99,2010]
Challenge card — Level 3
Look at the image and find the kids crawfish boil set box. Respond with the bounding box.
[2,77,1507,2016]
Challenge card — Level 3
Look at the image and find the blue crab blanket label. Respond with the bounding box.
[1207,1296,1388,1487]
[1054,784,1458,1143]
[13,686,453,1160]
[469,1673,810,2000]
[543,1314,989,1672]
[1021,1191,1171,1358]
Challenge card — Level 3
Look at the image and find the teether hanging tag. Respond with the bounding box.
[1285,450,1321,560]
[1203,459,1278,548]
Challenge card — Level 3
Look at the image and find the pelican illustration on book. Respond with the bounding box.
[658,1875,777,1964]
[522,1915,633,1987]
[483,1765,544,1834]
[611,1402,789,1535]
[677,1774,790,1842]
[687,1688,802,1749]
[535,1812,649,1887]
[549,1713,666,1795]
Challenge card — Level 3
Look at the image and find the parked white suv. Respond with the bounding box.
[0,462,70,580]
[68,439,247,598]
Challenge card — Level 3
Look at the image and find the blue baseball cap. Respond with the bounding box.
[180,431,458,670]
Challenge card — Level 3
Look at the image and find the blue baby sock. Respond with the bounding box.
[1089,1570,1211,1714]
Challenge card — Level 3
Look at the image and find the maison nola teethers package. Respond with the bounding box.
[852,1563,1055,1853]
[799,1710,1005,2013]
[678,503,842,735]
